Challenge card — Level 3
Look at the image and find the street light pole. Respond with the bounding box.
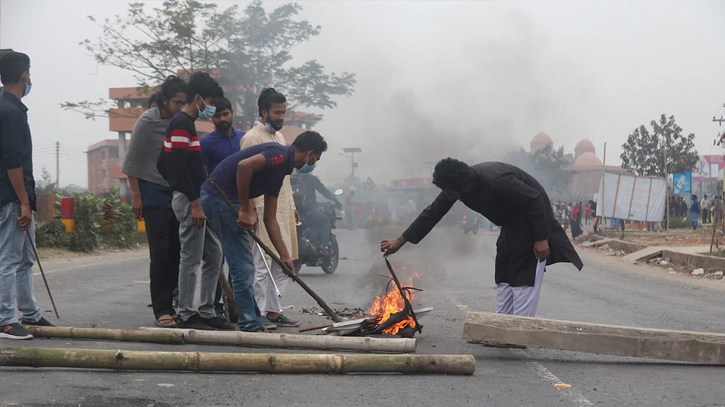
[341,147,362,190]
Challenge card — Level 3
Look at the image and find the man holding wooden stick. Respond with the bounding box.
[201,131,327,332]
[381,159,583,348]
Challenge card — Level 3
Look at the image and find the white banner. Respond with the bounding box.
[596,172,666,222]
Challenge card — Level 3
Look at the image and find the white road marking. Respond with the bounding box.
[511,349,595,406]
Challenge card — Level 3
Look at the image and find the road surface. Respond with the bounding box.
[1,226,724,407]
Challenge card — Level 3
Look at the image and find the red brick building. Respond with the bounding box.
[86,139,130,195]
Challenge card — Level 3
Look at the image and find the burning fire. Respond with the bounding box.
[369,272,420,335]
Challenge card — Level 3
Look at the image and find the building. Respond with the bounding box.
[530,132,554,153]
[87,139,130,195]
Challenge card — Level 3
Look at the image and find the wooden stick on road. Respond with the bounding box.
[207,180,342,323]
[463,311,725,364]
[0,347,475,375]
[25,326,416,353]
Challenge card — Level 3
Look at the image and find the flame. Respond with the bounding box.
[369,273,420,335]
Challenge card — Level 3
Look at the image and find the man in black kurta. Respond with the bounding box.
[382,159,583,340]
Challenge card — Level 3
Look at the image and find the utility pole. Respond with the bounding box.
[118,131,127,197]
[340,147,362,191]
[55,141,60,188]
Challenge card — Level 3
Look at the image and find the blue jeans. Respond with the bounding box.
[691,212,699,229]
[0,202,42,326]
[300,208,331,248]
[201,190,264,332]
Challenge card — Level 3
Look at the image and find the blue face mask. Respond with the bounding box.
[298,152,317,173]
[23,77,31,97]
[198,99,216,120]
[265,122,276,133]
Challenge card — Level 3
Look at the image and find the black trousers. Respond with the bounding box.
[145,206,181,319]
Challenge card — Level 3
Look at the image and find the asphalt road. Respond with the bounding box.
[2,226,725,407]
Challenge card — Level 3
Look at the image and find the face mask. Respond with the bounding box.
[298,152,317,173]
[23,77,32,97]
[198,98,216,120]
[265,122,276,133]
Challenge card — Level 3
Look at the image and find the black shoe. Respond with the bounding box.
[21,317,55,327]
[177,314,215,331]
[0,323,33,340]
[202,316,235,331]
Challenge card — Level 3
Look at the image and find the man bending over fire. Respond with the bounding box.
[381,158,583,348]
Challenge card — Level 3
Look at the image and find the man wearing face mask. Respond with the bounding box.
[156,72,233,331]
[202,131,327,332]
[240,88,300,329]
[0,51,56,340]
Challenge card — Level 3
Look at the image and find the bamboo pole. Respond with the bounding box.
[141,327,416,353]
[24,326,183,344]
[0,347,475,375]
[25,326,417,353]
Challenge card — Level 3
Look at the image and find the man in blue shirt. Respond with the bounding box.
[201,97,245,175]
[0,52,54,340]
[199,96,244,316]
[200,131,327,332]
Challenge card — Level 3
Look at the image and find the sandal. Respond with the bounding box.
[155,314,178,328]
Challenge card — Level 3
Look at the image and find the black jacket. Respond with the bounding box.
[402,162,583,286]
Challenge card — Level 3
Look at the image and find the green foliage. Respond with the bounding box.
[505,144,573,195]
[100,188,139,248]
[68,194,103,252]
[67,0,356,128]
[620,114,699,177]
[35,219,70,248]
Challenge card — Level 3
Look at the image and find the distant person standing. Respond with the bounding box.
[702,195,710,225]
[690,195,700,230]
[584,204,591,226]
[714,195,723,225]
[0,52,55,340]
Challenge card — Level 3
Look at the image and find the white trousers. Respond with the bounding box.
[496,260,546,317]
[252,243,290,315]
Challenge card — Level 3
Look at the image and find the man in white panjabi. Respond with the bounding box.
[241,88,300,329]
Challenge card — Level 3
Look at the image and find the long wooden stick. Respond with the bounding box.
[142,327,416,353]
[24,326,183,344]
[0,347,475,375]
[25,326,416,353]
[207,180,341,322]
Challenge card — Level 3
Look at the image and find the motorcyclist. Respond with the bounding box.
[291,172,343,254]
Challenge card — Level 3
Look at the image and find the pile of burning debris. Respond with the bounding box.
[308,260,433,338]
[301,307,368,319]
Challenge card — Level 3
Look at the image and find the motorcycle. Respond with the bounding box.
[462,214,480,235]
[293,189,344,274]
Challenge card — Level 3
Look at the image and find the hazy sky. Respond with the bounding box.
[2,0,724,188]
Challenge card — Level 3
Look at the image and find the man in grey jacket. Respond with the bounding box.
[122,75,188,328]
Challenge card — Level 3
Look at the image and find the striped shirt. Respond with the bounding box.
[156,111,206,201]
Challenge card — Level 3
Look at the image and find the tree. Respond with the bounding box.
[620,114,698,177]
[36,167,57,194]
[505,144,573,195]
[63,0,356,128]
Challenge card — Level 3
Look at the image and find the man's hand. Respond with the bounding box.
[533,240,550,260]
[17,202,31,231]
[381,236,406,257]
[237,206,257,230]
[131,194,144,220]
[294,209,300,225]
[281,256,296,275]
[190,200,205,229]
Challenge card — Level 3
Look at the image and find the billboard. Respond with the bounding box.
[673,173,691,195]
[597,172,666,222]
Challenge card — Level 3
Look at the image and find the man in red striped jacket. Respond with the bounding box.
[156,72,232,331]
